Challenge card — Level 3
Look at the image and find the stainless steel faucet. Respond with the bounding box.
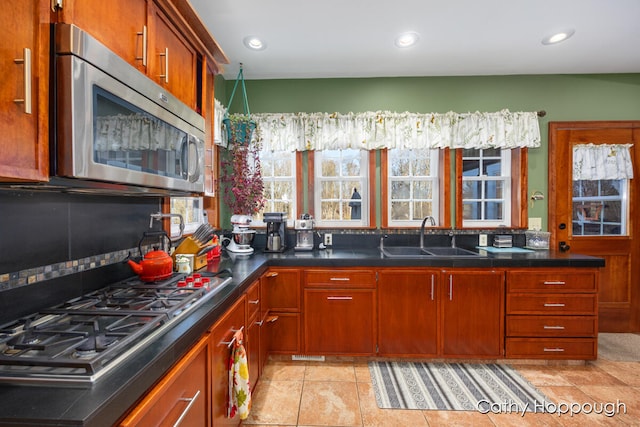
[419,216,436,249]
[449,229,456,248]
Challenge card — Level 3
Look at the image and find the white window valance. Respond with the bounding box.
[573,143,634,180]
[248,109,540,152]
[214,98,228,146]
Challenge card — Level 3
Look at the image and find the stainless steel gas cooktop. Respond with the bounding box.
[0,271,231,385]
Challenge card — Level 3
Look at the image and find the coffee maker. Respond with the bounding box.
[263,212,287,252]
[294,214,314,251]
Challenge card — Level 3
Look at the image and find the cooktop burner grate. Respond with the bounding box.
[0,271,231,385]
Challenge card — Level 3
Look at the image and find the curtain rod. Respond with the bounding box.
[537,110,546,117]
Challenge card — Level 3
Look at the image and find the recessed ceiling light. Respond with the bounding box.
[395,32,420,48]
[541,29,575,45]
[243,36,267,51]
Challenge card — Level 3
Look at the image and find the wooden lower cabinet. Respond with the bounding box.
[261,268,301,354]
[303,269,376,355]
[119,335,210,427]
[505,268,599,359]
[441,269,504,357]
[210,295,246,427]
[378,269,438,356]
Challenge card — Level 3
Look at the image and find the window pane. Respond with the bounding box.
[321,201,340,220]
[391,180,410,199]
[342,151,361,176]
[572,179,626,236]
[413,181,433,199]
[484,180,503,199]
[412,201,433,220]
[463,159,480,176]
[484,201,504,220]
[321,181,339,199]
[462,180,482,199]
[391,156,411,176]
[321,155,340,177]
[483,158,502,176]
[483,148,502,157]
[273,158,292,176]
[412,157,431,176]
[391,201,410,220]
[463,201,481,220]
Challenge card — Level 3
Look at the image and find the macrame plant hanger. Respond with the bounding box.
[223,64,256,144]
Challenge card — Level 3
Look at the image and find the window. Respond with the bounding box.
[314,149,369,227]
[386,148,440,226]
[170,197,203,237]
[572,179,628,236]
[460,148,512,227]
[255,149,297,225]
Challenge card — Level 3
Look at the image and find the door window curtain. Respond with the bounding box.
[248,109,541,152]
[573,143,634,180]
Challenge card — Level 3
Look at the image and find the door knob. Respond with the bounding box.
[559,241,570,252]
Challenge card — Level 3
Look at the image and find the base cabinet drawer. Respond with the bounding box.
[507,294,597,314]
[506,338,597,359]
[506,315,597,337]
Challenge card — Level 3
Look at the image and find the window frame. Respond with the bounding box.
[253,149,299,227]
[455,148,528,229]
[381,148,450,228]
[310,149,374,228]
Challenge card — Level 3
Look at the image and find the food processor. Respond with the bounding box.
[225,214,256,254]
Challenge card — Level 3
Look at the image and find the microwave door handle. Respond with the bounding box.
[179,136,189,180]
[188,136,201,183]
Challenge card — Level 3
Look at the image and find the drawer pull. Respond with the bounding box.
[255,320,264,326]
[249,299,259,305]
[266,272,279,278]
[543,325,565,330]
[326,296,353,300]
[173,389,201,426]
[543,303,566,307]
[136,25,148,66]
[329,277,350,281]
[543,281,566,285]
[14,48,32,114]
[543,347,565,352]
[220,326,244,348]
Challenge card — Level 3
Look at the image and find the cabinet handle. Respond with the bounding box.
[543,347,565,352]
[136,25,148,66]
[266,315,278,323]
[173,389,201,427]
[543,325,565,330]
[329,277,350,281]
[430,275,434,301]
[249,299,259,305]
[326,296,353,300]
[220,326,244,348]
[448,275,453,301]
[255,320,264,326]
[159,47,169,83]
[543,303,566,307]
[266,272,279,278]
[14,48,32,114]
[543,281,566,285]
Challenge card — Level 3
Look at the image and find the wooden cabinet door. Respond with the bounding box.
[266,312,301,354]
[378,270,438,356]
[119,335,209,427]
[0,0,48,181]
[304,289,376,355]
[210,295,245,427]
[57,0,149,72]
[148,3,197,109]
[245,280,260,391]
[441,270,504,357]
[261,269,301,312]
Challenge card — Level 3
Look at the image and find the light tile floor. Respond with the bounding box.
[241,357,640,426]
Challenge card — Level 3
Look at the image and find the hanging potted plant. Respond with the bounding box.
[219,64,265,217]
[222,64,256,145]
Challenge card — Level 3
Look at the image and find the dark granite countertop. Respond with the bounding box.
[0,247,603,426]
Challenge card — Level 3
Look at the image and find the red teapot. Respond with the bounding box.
[127,231,173,282]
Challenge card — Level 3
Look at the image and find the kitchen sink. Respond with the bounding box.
[381,246,481,258]
[422,247,479,256]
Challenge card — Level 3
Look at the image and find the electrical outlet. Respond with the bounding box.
[324,233,332,246]
[529,217,542,230]
[478,234,488,247]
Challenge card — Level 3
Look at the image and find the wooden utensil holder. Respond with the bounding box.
[173,237,208,271]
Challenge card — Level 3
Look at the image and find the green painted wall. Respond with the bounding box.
[218,73,640,229]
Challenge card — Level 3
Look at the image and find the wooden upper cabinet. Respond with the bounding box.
[148,2,198,110]
[0,0,49,182]
[56,0,149,73]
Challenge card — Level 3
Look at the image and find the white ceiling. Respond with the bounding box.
[189,0,640,81]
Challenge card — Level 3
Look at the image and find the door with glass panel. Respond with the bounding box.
[549,121,639,332]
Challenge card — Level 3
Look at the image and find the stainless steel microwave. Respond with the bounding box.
[53,24,205,193]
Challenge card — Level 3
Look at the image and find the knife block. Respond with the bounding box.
[173,237,208,271]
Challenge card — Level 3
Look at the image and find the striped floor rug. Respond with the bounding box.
[369,362,550,411]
